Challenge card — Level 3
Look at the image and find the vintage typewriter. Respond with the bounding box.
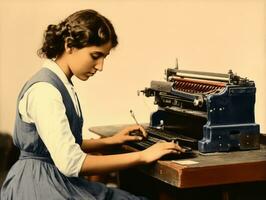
[128,66,260,154]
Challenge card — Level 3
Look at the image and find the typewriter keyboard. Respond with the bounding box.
[127,127,198,159]
[145,127,197,143]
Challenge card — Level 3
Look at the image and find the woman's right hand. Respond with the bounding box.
[139,141,186,163]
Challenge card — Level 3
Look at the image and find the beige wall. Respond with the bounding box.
[0,0,265,138]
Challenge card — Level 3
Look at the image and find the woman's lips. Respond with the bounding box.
[86,72,96,77]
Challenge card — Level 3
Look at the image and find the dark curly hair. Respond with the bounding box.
[38,9,118,59]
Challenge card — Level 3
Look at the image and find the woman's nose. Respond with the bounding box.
[95,58,104,71]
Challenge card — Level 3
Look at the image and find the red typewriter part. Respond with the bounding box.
[171,77,226,94]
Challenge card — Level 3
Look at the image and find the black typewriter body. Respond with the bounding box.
[138,67,260,153]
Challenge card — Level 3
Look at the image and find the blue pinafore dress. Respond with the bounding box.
[0,68,147,200]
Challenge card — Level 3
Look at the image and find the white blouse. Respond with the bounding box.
[19,59,86,177]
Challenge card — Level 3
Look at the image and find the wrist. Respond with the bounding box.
[101,136,118,145]
[109,135,125,145]
[138,150,149,164]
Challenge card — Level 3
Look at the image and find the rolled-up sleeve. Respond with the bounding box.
[19,82,86,177]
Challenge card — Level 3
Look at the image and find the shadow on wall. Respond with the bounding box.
[0,132,20,188]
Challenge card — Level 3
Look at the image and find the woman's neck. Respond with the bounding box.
[55,57,73,81]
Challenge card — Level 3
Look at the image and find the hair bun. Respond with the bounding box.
[38,9,118,59]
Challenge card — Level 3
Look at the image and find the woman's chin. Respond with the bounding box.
[77,73,96,81]
[77,75,90,81]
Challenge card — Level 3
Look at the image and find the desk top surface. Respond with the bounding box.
[89,124,266,188]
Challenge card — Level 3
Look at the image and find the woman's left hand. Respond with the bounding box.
[111,125,147,145]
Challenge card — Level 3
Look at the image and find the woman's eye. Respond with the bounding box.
[90,53,102,60]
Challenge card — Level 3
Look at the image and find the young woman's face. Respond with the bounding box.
[67,42,113,81]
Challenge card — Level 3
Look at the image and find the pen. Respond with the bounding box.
[130,109,140,126]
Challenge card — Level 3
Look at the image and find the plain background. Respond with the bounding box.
[0,0,265,139]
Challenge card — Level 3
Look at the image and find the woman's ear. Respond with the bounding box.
[64,37,74,54]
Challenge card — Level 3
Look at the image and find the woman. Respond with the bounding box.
[0,9,184,200]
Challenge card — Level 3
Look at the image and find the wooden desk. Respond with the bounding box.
[89,124,266,200]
